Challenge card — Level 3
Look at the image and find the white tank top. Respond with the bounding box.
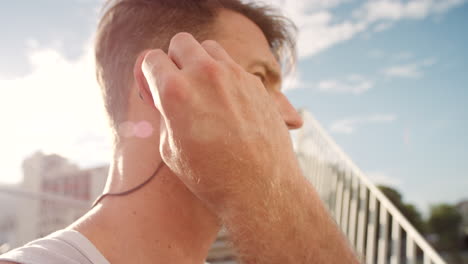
[0,229,110,264]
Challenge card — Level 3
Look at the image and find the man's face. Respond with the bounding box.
[211,9,303,130]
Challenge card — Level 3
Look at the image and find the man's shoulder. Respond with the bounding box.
[0,229,110,264]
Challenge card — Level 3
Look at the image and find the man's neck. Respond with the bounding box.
[71,141,221,264]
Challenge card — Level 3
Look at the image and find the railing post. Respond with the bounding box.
[390,219,401,264]
[366,195,377,264]
[321,165,334,209]
[378,207,389,264]
[341,173,351,235]
[329,166,338,218]
[316,161,324,195]
[348,176,359,246]
[424,254,432,264]
[356,185,368,256]
[406,237,416,264]
[335,173,344,225]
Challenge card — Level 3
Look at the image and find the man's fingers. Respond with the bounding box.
[142,49,186,113]
[168,32,213,69]
[134,50,155,105]
[201,40,234,63]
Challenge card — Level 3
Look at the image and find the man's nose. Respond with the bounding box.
[273,91,303,130]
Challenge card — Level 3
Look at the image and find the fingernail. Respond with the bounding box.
[142,50,156,79]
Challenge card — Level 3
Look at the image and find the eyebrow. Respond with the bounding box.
[249,60,282,89]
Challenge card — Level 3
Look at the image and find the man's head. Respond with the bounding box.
[95,0,302,144]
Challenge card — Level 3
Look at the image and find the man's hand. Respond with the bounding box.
[140,32,299,212]
[139,32,359,263]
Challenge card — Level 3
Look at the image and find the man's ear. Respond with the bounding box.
[133,50,155,106]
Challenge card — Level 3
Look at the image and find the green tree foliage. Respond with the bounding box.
[428,204,462,251]
[378,185,426,233]
[377,186,465,262]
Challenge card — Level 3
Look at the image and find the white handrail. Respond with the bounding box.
[295,110,446,264]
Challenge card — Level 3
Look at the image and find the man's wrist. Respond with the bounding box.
[216,160,305,222]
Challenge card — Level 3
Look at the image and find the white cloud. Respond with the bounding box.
[373,21,394,32]
[295,13,366,57]
[260,0,367,57]
[367,171,403,187]
[317,74,374,94]
[0,40,112,184]
[383,58,436,78]
[283,70,307,90]
[330,114,397,134]
[268,0,352,12]
[355,0,467,22]
[261,0,466,58]
[384,64,422,78]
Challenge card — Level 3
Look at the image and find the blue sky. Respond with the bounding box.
[0,0,467,213]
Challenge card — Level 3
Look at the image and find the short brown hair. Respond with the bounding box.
[95,0,297,140]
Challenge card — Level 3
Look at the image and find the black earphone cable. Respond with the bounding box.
[91,162,165,208]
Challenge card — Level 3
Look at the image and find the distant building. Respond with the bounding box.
[0,186,19,253]
[457,200,468,247]
[15,151,108,246]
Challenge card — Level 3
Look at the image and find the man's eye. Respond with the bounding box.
[254,73,266,83]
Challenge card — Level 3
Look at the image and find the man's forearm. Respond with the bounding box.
[220,169,359,264]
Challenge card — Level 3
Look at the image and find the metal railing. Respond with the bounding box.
[294,110,446,264]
